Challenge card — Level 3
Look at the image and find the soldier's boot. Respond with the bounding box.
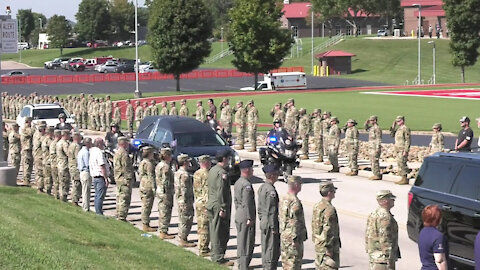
[159,232,175,240]
[235,145,244,150]
[37,189,43,194]
[369,175,382,181]
[178,239,196,247]
[300,154,309,160]
[219,260,234,267]
[395,176,409,185]
[142,224,156,232]
[247,148,256,152]
[314,157,323,163]
[23,180,30,187]
[329,167,339,173]
[199,252,211,257]
[71,202,78,207]
[346,171,358,176]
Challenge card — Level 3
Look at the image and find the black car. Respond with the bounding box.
[133,116,241,183]
[407,152,480,269]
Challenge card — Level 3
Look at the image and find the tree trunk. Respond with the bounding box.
[175,74,180,92]
[60,46,63,56]
[254,73,258,90]
[460,66,465,83]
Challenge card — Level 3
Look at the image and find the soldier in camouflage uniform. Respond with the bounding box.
[297,108,310,160]
[312,181,341,270]
[50,130,62,199]
[193,155,211,256]
[150,100,159,116]
[195,100,205,122]
[42,127,54,195]
[68,132,82,205]
[3,122,8,162]
[366,190,400,270]
[114,137,134,221]
[327,117,341,173]
[33,124,46,192]
[81,93,89,129]
[142,101,150,119]
[365,116,383,180]
[344,119,359,176]
[429,123,444,154]
[160,101,169,115]
[246,100,258,152]
[21,117,35,186]
[234,101,246,150]
[139,146,157,232]
[89,98,97,130]
[135,100,144,129]
[284,99,298,136]
[179,99,189,117]
[105,95,113,128]
[220,99,232,136]
[8,123,21,178]
[126,99,134,134]
[312,109,324,162]
[280,175,307,270]
[322,111,332,162]
[155,148,175,239]
[389,116,411,185]
[270,102,285,124]
[57,130,71,202]
[113,102,122,126]
[175,154,196,247]
[99,97,106,132]
[169,101,178,116]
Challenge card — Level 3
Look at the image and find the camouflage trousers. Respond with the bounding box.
[281,239,304,270]
[315,252,340,270]
[315,135,324,157]
[51,165,59,199]
[114,117,122,127]
[236,125,245,147]
[370,145,381,177]
[95,115,101,131]
[82,112,88,129]
[395,148,408,177]
[140,188,154,225]
[157,194,173,233]
[105,112,112,127]
[328,146,339,170]
[43,162,52,194]
[248,125,257,150]
[22,150,33,184]
[3,143,8,162]
[100,114,106,131]
[346,146,359,172]
[177,203,194,241]
[370,260,396,270]
[195,205,210,253]
[58,167,70,202]
[116,183,132,220]
[127,119,134,134]
[300,134,309,155]
[9,151,20,178]
[34,158,44,190]
[89,114,97,130]
[77,113,83,129]
[323,136,330,160]
[225,121,232,136]
[69,168,81,203]
[136,120,142,130]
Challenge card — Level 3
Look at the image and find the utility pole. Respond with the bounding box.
[133,0,141,98]
[413,3,422,84]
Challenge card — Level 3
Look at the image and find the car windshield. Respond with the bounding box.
[32,108,68,120]
[175,131,226,147]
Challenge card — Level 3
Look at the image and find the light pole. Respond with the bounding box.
[38,18,42,29]
[307,4,314,75]
[413,4,421,84]
[428,41,436,84]
[133,0,141,98]
[220,27,224,57]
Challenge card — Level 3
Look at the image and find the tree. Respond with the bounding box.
[229,0,293,87]
[17,9,35,42]
[148,0,212,92]
[47,15,72,55]
[109,0,135,42]
[75,0,111,43]
[30,12,47,47]
[204,0,234,37]
[444,0,480,83]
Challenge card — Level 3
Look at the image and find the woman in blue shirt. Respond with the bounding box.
[418,205,448,270]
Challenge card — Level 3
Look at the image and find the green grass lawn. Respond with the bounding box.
[0,187,225,270]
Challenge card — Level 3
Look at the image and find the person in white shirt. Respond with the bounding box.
[77,137,92,212]
[89,138,110,215]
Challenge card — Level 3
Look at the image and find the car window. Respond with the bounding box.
[451,165,480,200]
[416,160,455,193]
[32,108,67,120]
[174,131,226,147]
[153,127,173,144]
[20,107,31,117]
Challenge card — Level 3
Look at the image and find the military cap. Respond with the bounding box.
[347,119,357,125]
[432,123,442,130]
[216,149,230,160]
[73,131,82,137]
[47,126,54,132]
[274,102,281,106]
[369,115,378,121]
[61,130,70,136]
[459,116,470,123]
[12,123,19,128]
[198,155,210,163]
[58,113,66,119]
[54,129,61,135]
[299,108,306,113]
[313,109,320,114]
[287,175,302,183]
[237,100,243,105]
[376,190,396,200]
[39,120,47,125]
[106,95,110,98]
[206,111,212,116]
[135,100,140,104]
[151,100,156,104]
[395,115,405,121]
[142,146,154,153]
[170,100,175,104]
[319,181,337,193]
[160,148,172,155]
[181,99,186,103]
[239,159,254,169]
[330,116,339,123]
[197,100,203,103]
[222,98,229,103]
[262,164,279,174]
[323,111,331,116]
[117,136,128,143]
[287,98,294,104]
[177,154,190,163]
[247,99,254,105]
[25,116,33,122]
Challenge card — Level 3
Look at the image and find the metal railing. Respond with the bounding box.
[311,33,345,54]
[205,48,233,64]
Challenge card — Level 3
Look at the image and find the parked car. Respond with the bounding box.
[68,58,86,71]
[16,104,75,129]
[17,42,30,50]
[138,40,147,46]
[61,57,82,70]
[407,152,480,269]
[1,70,28,77]
[133,116,241,182]
[96,61,120,73]
[140,65,158,73]
[44,57,71,69]
[377,29,390,37]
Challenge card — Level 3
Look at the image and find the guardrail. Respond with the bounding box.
[1,66,304,85]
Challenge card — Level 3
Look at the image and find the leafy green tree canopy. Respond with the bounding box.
[46,15,72,55]
[75,0,111,42]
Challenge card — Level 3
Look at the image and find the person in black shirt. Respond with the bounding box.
[455,116,474,152]
[105,122,124,151]
[208,99,217,119]
[266,119,291,145]
[55,113,73,131]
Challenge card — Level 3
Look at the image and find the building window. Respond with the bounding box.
[335,25,341,35]
[346,25,352,36]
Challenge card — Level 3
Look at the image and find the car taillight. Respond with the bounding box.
[408,192,413,208]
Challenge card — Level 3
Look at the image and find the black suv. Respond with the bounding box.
[407,152,480,269]
[133,116,241,183]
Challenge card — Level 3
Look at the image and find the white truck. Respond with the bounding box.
[240,72,307,91]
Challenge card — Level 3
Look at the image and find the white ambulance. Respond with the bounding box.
[240,72,307,91]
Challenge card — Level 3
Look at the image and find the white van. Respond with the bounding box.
[17,42,30,50]
[240,72,307,91]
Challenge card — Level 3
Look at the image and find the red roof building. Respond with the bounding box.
[316,50,356,75]
[401,0,448,38]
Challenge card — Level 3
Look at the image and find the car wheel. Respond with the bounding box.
[104,70,108,74]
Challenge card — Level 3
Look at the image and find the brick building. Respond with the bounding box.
[401,0,447,38]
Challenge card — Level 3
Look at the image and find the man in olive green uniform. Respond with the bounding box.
[365,116,383,180]
[429,123,444,154]
[57,130,71,202]
[81,93,89,129]
[179,99,189,117]
[312,109,324,162]
[280,175,307,270]
[113,102,122,126]
[366,190,400,270]
[105,95,113,128]
[390,116,411,185]
[284,99,298,136]
[42,127,54,195]
[169,101,178,116]
[195,100,205,122]
[99,97,106,131]
[21,117,34,186]
[207,149,234,266]
[297,108,310,160]
[126,99,134,134]
[135,100,144,130]
[155,148,175,239]
[220,99,232,136]
[312,181,341,270]
[327,117,341,173]
[8,123,21,178]
[68,132,82,205]
[270,102,285,124]
[234,160,256,270]
[234,101,246,150]
[114,137,134,221]
[246,100,258,152]
[160,101,169,115]
[322,112,332,162]
[175,154,196,247]
[50,130,61,199]
[193,155,211,256]
[33,124,46,191]
[344,119,360,176]
[139,146,156,232]
[142,101,150,119]
[258,164,281,270]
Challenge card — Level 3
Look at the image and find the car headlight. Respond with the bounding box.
[285,139,291,145]
[234,152,240,165]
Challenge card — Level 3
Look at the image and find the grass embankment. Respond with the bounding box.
[0,187,224,270]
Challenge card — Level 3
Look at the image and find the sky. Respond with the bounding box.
[3,0,147,22]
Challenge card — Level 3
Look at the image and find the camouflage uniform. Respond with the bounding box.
[312,110,324,162]
[160,103,169,116]
[56,133,70,202]
[365,117,382,179]
[42,130,54,194]
[8,127,21,177]
[113,104,122,126]
[50,133,61,199]
[280,187,307,269]
[246,101,258,152]
[114,143,134,221]
[169,102,178,116]
[344,120,359,175]
[98,98,106,131]
[285,102,298,136]
[81,95,89,129]
[179,99,189,117]
[195,101,205,122]
[220,100,232,135]
[271,103,285,124]
[430,123,444,153]
[139,157,156,226]
[21,122,34,185]
[234,102,246,149]
[297,109,310,159]
[327,118,341,172]
[155,157,175,235]
[175,162,195,242]
[390,116,411,181]
[90,99,97,130]
[135,102,144,129]
[68,139,82,204]
[150,101,159,116]
[33,126,45,191]
[193,160,210,254]
[126,101,134,134]
[3,126,8,162]
[322,113,332,158]
[105,96,113,127]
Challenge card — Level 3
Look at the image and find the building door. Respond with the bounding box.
[367,25,372,35]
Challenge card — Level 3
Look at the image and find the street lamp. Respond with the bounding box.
[307,4,314,75]
[133,0,141,98]
[220,27,224,57]
[428,41,436,84]
[413,3,421,84]
[38,18,42,29]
